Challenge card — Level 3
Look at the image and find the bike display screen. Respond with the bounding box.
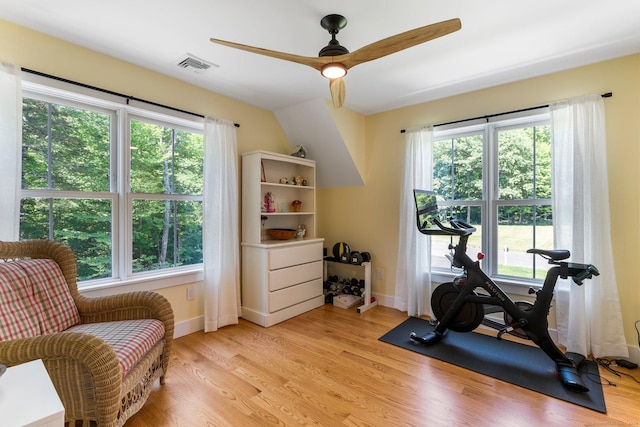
[414,189,446,234]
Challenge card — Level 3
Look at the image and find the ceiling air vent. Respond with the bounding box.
[176,54,218,74]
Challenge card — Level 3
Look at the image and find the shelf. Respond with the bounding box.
[262,182,315,190]
[243,237,324,249]
[261,212,314,216]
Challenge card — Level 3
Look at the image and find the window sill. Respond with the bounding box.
[79,267,204,298]
[431,270,541,297]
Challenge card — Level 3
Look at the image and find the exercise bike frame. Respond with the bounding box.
[411,213,599,392]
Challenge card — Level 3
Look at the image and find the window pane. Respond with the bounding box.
[430,206,483,270]
[497,205,552,279]
[132,200,203,273]
[20,198,112,280]
[174,129,204,194]
[130,120,203,195]
[498,125,551,200]
[22,99,111,192]
[534,126,552,199]
[434,134,483,200]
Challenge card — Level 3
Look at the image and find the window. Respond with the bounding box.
[431,112,552,282]
[20,86,204,287]
[129,118,203,273]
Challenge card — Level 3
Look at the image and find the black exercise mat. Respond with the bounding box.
[379,317,606,413]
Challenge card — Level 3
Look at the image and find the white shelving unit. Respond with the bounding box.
[241,150,324,327]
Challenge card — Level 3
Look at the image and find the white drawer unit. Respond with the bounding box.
[242,239,325,327]
[269,260,322,291]
[241,150,325,327]
[269,244,321,270]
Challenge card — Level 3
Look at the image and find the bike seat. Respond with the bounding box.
[527,248,570,261]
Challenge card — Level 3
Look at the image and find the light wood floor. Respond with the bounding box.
[126,305,640,427]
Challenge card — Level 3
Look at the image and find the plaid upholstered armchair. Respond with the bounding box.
[0,240,174,427]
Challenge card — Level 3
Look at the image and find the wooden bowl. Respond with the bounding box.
[268,228,297,240]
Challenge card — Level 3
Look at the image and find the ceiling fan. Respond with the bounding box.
[210,15,462,108]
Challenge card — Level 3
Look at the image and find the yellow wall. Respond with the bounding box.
[319,54,640,348]
[3,19,640,349]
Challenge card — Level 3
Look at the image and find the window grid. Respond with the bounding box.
[433,115,551,283]
[21,86,204,287]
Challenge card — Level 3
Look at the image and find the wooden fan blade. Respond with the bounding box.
[341,18,461,69]
[210,38,333,71]
[329,78,346,108]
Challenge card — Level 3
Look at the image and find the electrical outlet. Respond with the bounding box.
[376,269,383,280]
[186,285,195,301]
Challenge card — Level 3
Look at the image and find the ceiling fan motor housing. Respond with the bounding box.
[319,14,349,57]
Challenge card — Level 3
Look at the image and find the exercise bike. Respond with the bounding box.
[410,189,599,392]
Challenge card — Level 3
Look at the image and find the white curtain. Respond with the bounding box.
[550,94,628,358]
[0,63,22,241]
[394,126,434,317]
[203,117,241,332]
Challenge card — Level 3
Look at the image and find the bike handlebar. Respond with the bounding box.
[432,217,476,236]
[571,264,600,285]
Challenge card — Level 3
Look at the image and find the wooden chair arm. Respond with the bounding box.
[0,332,122,426]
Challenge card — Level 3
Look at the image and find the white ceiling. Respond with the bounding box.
[1,0,639,115]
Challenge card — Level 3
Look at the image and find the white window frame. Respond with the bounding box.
[21,76,204,295]
[431,110,551,294]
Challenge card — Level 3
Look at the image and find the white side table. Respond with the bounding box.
[0,359,65,427]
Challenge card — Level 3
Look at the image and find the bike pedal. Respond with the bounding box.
[497,328,509,340]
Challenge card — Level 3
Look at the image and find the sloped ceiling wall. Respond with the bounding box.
[274,98,365,188]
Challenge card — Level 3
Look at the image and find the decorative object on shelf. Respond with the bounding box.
[290,145,306,158]
[291,200,302,212]
[293,175,303,185]
[261,161,266,182]
[302,179,309,186]
[267,228,297,240]
[296,224,306,239]
[279,177,289,184]
[264,192,276,213]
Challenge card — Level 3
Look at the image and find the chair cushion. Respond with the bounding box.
[22,259,81,334]
[65,319,165,377]
[0,262,43,340]
[0,259,80,341]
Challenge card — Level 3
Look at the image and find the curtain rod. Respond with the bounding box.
[22,68,240,128]
[400,92,612,133]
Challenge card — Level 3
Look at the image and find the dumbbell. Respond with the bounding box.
[350,251,371,265]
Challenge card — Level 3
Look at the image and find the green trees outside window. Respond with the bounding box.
[432,119,552,280]
[20,96,204,283]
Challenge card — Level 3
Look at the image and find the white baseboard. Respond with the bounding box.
[172,294,394,339]
[625,345,640,364]
[371,292,394,308]
[174,316,204,338]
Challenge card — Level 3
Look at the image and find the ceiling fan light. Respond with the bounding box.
[321,63,347,79]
